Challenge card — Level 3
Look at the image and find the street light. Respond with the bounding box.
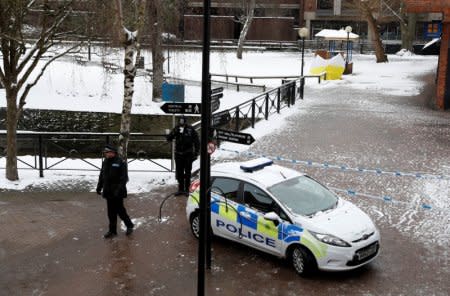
[345,25,352,71]
[298,27,308,99]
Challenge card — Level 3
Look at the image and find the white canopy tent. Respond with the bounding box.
[313,29,359,75]
[315,29,360,40]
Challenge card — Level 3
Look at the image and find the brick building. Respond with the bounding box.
[405,0,449,110]
[183,1,441,42]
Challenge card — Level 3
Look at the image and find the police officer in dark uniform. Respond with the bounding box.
[96,144,134,238]
[167,116,200,195]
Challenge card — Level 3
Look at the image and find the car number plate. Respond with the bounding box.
[357,243,377,260]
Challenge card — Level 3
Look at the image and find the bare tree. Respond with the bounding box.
[380,0,416,51]
[236,0,256,59]
[148,0,164,101]
[113,0,146,159]
[345,0,388,63]
[0,0,81,181]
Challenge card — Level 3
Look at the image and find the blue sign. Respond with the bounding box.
[424,21,442,39]
[162,82,185,102]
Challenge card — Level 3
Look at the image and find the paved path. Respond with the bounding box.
[1,73,449,296]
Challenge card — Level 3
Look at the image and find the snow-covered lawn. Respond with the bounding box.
[0,49,439,192]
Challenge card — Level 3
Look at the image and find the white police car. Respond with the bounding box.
[186,158,380,276]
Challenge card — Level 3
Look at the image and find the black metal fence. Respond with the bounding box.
[193,78,301,132]
[0,132,174,177]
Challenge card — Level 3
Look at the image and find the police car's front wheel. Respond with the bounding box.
[290,246,316,276]
[190,212,200,239]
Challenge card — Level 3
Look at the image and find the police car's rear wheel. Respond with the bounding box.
[190,212,200,239]
[291,246,314,276]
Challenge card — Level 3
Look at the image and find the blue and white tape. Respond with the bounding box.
[328,187,437,212]
[217,148,449,181]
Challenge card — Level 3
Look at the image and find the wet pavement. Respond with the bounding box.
[1,73,450,295]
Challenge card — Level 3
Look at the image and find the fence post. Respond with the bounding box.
[265,94,269,120]
[300,77,305,99]
[38,135,44,177]
[278,88,282,111]
[291,83,295,105]
[235,106,240,131]
[251,99,256,128]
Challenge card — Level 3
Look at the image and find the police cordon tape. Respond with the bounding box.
[327,187,440,212]
[217,148,450,181]
[215,147,450,212]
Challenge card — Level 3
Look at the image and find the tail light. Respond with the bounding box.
[189,179,200,193]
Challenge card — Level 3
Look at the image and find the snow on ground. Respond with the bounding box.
[0,49,440,194]
[1,49,449,252]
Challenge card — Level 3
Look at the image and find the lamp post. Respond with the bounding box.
[298,27,308,99]
[345,25,352,72]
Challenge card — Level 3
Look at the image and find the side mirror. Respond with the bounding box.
[264,212,281,226]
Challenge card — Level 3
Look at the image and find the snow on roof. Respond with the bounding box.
[211,160,302,188]
[422,37,440,50]
[315,29,359,40]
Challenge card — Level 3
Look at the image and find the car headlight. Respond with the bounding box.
[310,231,351,247]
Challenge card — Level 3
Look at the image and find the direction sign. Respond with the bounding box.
[211,97,220,113]
[210,87,224,95]
[211,93,223,100]
[211,110,231,127]
[160,102,201,114]
[214,129,255,145]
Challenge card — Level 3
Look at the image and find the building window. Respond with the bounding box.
[317,0,333,10]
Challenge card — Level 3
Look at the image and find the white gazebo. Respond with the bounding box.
[315,28,359,74]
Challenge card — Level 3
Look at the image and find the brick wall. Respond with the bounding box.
[404,0,449,12]
[404,0,450,109]
[437,23,449,109]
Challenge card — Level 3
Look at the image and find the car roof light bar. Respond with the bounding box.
[240,157,273,172]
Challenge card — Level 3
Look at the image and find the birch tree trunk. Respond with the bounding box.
[236,0,256,59]
[118,30,138,159]
[114,0,146,159]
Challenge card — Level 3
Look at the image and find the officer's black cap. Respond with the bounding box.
[103,144,117,153]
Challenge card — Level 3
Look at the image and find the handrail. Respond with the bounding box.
[192,78,300,131]
[0,132,174,176]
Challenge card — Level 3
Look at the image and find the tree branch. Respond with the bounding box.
[17,43,81,118]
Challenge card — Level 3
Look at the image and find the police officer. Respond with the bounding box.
[96,144,134,238]
[167,116,200,195]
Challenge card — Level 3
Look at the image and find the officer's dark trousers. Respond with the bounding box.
[175,154,193,192]
[106,197,133,233]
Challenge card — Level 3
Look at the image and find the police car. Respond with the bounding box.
[186,158,380,276]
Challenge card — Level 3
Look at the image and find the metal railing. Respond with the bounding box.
[0,132,174,177]
[193,78,301,133]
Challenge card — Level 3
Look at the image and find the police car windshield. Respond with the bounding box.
[268,176,337,216]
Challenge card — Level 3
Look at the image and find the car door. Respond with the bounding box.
[239,182,287,256]
[209,177,242,241]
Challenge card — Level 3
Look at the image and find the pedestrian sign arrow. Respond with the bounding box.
[214,129,255,145]
[160,102,201,114]
[211,110,231,127]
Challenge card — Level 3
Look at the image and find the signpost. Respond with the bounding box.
[210,92,223,101]
[210,87,223,95]
[214,129,255,145]
[211,97,220,113]
[160,102,201,114]
[211,110,231,127]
